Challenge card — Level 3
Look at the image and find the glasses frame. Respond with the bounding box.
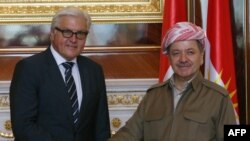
[54,27,89,40]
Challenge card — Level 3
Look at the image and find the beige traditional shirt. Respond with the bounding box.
[169,74,196,111]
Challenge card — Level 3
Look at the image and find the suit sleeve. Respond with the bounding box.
[10,60,54,141]
[94,66,111,141]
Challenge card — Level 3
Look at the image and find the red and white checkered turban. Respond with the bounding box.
[163,22,209,54]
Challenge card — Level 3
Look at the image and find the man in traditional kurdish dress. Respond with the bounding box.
[108,22,236,141]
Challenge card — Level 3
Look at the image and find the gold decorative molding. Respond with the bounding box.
[0,131,13,138]
[0,95,9,109]
[111,117,121,128]
[4,120,11,131]
[0,46,161,55]
[108,93,144,105]
[0,120,13,139]
[0,0,163,24]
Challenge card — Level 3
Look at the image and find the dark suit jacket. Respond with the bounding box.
[10,47,111,141]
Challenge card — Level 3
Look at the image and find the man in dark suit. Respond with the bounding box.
[10,6,111,141]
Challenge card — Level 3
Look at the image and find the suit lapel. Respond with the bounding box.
[44,48,73,119]
[77,57,90,125]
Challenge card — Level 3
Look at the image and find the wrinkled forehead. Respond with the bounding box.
[168,40,203,52]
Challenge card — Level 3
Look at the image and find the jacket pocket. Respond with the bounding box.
[184,112,208,124]
[183,112,211,141]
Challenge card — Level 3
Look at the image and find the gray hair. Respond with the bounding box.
[51,6,92,30]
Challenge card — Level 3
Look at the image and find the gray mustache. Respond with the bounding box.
[177,62,191,67]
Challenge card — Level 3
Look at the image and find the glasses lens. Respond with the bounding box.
[76,32,87,39]
[56,27,88,39]
[62,30,73,38]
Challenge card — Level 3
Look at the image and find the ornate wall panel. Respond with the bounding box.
[0,0,163,24]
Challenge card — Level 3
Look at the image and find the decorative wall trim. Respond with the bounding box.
[108,92,144,106]
[106,78,157,92]
[0,0,163,24]
[0,46,161,56]
[0,81,10,110]
[0,95,9,110]
[0,79,158,108]
[106,79,158,106]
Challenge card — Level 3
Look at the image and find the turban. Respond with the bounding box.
[163,22,209,54]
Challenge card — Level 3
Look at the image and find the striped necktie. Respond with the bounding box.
[62,62,79,127]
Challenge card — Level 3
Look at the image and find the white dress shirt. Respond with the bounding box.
[50,45,83,110]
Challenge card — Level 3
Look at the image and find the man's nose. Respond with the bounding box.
[69,33,77,42]
[179,53,188,62]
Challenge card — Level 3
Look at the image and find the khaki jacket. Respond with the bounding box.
[108,72,236,141]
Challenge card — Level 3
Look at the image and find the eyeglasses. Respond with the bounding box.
[55,27,89,40]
